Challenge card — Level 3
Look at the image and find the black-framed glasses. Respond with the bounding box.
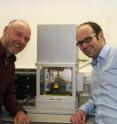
[76,33,96,47]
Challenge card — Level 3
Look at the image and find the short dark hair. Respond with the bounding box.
[78,21,103,39]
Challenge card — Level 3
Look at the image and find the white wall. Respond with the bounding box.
[0,0,117,69]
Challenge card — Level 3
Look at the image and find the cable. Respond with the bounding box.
[79,62,91,70]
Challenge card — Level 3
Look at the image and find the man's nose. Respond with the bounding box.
[19,37,27,45]
[82,42,88,48]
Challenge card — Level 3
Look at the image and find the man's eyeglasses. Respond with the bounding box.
[76,33,96,47]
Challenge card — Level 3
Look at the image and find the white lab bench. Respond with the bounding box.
[2,114,95,124]
[1,110,95,124]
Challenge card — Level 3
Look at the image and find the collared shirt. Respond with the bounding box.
[79,44,117,124]
[0,41,24,117]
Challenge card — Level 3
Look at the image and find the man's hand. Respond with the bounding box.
[14,111,30,124]
[71,110,86,124]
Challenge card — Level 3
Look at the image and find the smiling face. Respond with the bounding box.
[76,24,105,58]
[2,20,31,55]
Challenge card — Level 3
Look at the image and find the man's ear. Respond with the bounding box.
[3,26,9,36]
[98,31,105,41]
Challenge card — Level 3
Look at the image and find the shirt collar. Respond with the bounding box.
[98,44,111,59]
[91,44,111,67]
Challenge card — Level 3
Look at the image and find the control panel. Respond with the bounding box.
[14,69,36,106]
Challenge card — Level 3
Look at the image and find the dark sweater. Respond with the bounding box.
[0,42,24,117]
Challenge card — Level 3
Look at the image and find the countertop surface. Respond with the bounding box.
[1,106,95,124]
[2,114,95,124]
[2,112,95,124]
